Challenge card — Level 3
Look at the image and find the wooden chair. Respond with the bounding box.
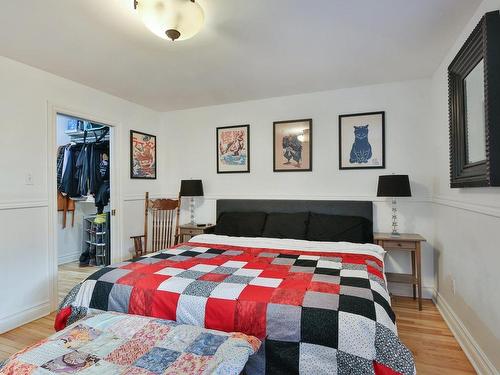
[130,192,180,257]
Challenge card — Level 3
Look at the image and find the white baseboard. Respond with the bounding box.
[388,283,435,299]
[58,251,81,265]
[0,301,51,334]
[434,291,498,375]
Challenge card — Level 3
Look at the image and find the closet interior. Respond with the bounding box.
[56,114,111,267]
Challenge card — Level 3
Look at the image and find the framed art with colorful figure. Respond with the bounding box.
[216,124,250,173]
[273,119,312,172]
[339,111,385,170]
[130,130,157,179]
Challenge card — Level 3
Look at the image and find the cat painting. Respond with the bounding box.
[349,124,372,163]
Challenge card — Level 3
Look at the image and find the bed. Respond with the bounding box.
[54,199,415,374]
[0,311,259,374]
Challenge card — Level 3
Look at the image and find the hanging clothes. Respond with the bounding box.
[57,192,75,228]
[60,145,79,197]
[57,127,110,229]
[89,143,109,195]
[75,144,90,197]
[56,145,65,189]
[95,181,110,214]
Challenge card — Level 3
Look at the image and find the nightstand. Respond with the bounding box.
[179,224,215,242]
[374,233,426,310]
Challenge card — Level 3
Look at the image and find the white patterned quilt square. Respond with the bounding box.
[370,279,390,301]
[298,255,320,260]
[158,277,195,293]
[221,260,247,268]
[189,264,218,272]
[210,282,246,300]
[17,342,72,366]
[176,295,208,326]
[74,279,97,308]
[340,269,369,278]
[189,247,210,253]
[233,268,262,277]
[299,343,337,374]
[155,267,185,276]
[338,311,376,360]
[375,303,397,334]
[164,248,186,255]
[317,260,342,269]
[249,277,282,288]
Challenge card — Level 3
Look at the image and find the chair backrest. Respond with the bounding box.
[144,192,180,252]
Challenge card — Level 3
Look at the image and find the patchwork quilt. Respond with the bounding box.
[56,236,415,375]
[0,311,259,375]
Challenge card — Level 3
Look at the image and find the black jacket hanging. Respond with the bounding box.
[75,144,90,197]
[60,146,80,197]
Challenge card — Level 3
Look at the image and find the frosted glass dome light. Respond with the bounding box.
[134,0,204,41]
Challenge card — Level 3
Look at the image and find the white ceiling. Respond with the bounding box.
[0,0,480,111]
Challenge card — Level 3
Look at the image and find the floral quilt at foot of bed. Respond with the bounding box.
[0,311,260,375]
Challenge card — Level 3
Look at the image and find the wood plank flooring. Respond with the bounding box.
[393,297,476,374]
[0,263,98,361]
[0,263,476,374]
[57,262,99,303]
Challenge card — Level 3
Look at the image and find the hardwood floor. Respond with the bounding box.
[0,262,98,361]
[0,263,477,374]
[57,262,99,303]
[393,297,476,374]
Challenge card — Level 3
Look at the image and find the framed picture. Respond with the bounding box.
[130,130,157,179]
[339,111,385,170]
[216,124,250,173]
[273,119,312,172]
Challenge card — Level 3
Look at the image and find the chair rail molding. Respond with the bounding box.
[0,199,48,211]
[433,195,500,218]
[175,194,433,203]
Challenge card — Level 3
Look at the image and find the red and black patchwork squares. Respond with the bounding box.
[57,241,415,375]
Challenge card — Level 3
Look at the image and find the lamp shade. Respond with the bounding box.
[377,175,411,197]
[180,179,204,197]
[135,0,204,41]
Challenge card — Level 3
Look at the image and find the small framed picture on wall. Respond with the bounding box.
[216,124,250,173]
[273,119,312,172]
[339,111,385,170]
[130,130,157,179]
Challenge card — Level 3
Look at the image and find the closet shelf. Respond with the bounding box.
[85,240,106,247]
[86,229,107,235]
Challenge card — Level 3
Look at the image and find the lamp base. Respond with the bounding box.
[390,232,401,237]
[189,197,196,226]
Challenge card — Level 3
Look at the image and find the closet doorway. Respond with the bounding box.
[54,113,115,303]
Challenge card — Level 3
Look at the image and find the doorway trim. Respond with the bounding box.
[47,103,123,312]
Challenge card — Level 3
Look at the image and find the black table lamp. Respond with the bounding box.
[377,175,411,236]
[180,179,204,225]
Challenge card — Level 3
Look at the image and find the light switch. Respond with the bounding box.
[25,173,34,185]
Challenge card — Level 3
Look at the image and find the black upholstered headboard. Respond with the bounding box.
[216,199,373,223]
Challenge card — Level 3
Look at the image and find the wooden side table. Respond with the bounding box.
[179,224,215,242]
[374,233,426,310]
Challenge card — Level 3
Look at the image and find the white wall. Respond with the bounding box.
[0,55,164,333]
[430,0,500,372]
[162,79,437,298]
[56,202,101,265]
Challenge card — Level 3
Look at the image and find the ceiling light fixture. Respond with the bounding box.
[134,0,204,41]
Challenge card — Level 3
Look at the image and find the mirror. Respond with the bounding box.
[448,11,500,188]
[464,60,486,164]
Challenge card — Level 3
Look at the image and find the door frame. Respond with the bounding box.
[47,103,123,311]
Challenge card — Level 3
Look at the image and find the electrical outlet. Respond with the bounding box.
[451,278,456,295]
[25,173,34,185]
